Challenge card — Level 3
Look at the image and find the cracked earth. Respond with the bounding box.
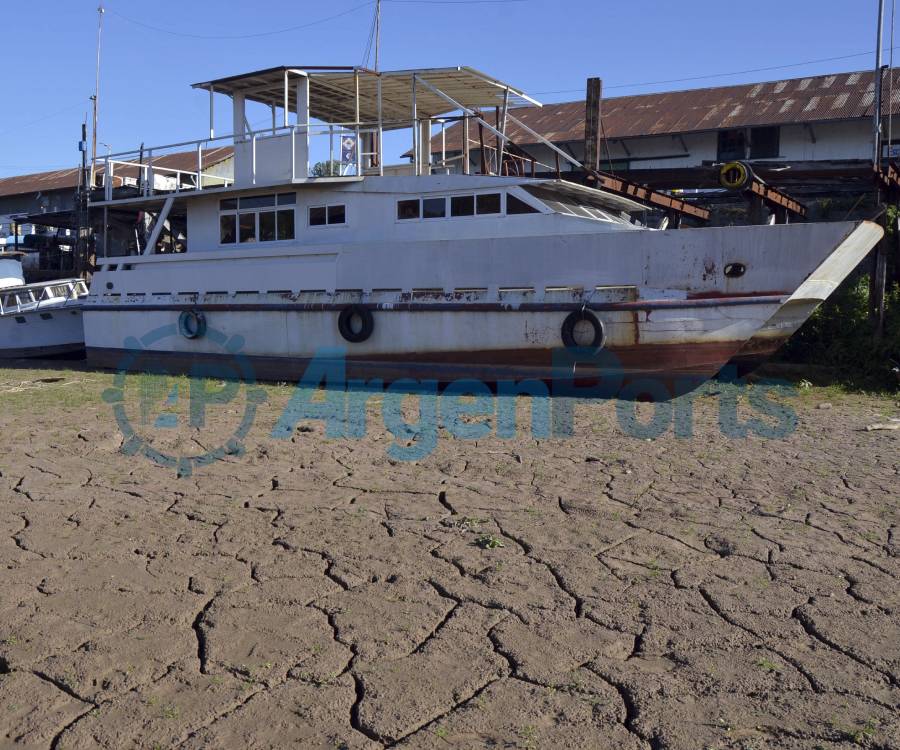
[0,366,898,749]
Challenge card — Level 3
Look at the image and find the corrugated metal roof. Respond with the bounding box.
[428,67,900,153]
[193,66,538,131]
[0,147,234,199]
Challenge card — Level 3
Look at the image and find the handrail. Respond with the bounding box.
[0,279,88,317]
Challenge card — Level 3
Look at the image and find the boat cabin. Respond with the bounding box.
[90,65,645,259]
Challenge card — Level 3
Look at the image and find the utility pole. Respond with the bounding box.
[90,2,105,187]
[872,0,888,337]
[874,0,886,167]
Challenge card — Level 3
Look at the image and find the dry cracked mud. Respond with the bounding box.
[0,364,898,749]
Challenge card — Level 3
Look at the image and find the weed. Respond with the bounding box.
[161,703,179,719]
[756,658,779,672]
[435,725,449,739]
[475,534,505,550]
[519,725,538,748]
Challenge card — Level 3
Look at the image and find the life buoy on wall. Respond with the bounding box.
[338,305,374,343]
[178,310,207,339]
[561,309,605,352]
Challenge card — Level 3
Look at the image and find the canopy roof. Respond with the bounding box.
[192,66,541,129]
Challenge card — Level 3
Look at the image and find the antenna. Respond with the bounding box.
[374,0,381,72]
[90,1,105,185]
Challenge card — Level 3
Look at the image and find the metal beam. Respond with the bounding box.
[505,112,582,169]
[142,196,174,255]
[415,75,511,147]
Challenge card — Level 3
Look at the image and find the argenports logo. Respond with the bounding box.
[102,323,267,477]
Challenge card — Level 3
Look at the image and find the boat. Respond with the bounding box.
[0,250,88,358]
[82,65,882,393]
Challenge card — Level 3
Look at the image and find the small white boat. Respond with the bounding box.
[0,251,87,359]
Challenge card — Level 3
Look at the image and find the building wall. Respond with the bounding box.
[443,118,877,175]
[0,189,76,240]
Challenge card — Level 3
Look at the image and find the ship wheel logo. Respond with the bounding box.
[102,323,267,477]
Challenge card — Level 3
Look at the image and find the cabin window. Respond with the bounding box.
[507,194,540,214]
[397,200,420,220]
[422,197,446,218]
[220,215,237,244]
[239,213,256,243]
[219,193,296,244]
[476,193,501,215]
[450,195,475,217]
[750,126,780,159]
[310,204,347,226]
[277,210,295,240]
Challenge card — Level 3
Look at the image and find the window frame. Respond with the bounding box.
[395,192,510,224]
[308,203,348,228]
[218,193,297,246]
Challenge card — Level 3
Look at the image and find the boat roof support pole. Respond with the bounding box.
[421,119,432,174]
[355,70,361,175]
[208,86,215,139]
[283,70,290,127]
[142,195,174,256]
[505,111,583,170]
[295,73,310,179]
[463,116,470,175]
[497,87,510,173]
[232,93,246,141]
[412,74,419,176]
[377,74,384,175]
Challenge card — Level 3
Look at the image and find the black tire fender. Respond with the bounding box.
[338,305,374,343]
[178,310,207,339]
[561,309,605,352]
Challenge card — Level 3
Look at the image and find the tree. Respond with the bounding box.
[311,160,343,177]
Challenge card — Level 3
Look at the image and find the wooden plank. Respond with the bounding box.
[583,78,602,172]
[586,170,711,220]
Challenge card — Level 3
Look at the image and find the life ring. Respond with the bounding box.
[338,305,374,343]
[561,309,605,352]
[178,310,207,339]
[719,160,752,191]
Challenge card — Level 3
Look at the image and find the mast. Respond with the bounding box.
[90,1,105,186]
[374,0,381,72]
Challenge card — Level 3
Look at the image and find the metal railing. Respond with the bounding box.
[0,279,88,316]
[99,121,385,202]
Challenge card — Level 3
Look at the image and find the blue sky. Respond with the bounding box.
[0,0,891,176]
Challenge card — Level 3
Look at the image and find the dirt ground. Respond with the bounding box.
[0,363,898,749]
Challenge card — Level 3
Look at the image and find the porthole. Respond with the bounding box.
[724,262,747,278]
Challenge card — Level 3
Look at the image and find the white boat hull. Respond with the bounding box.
[0,306,85,359]
[83,219,881,393]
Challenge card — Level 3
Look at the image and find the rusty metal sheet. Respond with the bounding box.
[429,68,900,153]
[0,147,234,199]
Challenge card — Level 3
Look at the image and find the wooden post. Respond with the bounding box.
[584,77,602,172]
[747,193,765,225]
[871,211,889,337]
